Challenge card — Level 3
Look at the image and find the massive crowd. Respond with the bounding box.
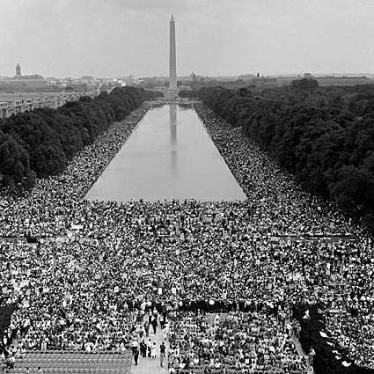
[0,102,373,372]
[168,311,307,373]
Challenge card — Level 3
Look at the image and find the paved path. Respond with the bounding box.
[291,334,314,374]
[131,324,169,374]
[291,334,307,357]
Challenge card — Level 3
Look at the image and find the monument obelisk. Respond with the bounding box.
[169,15,177,91]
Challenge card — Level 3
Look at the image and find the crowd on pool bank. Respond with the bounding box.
[0,102,373,373]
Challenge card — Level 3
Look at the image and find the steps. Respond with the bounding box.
[11,351,132,374]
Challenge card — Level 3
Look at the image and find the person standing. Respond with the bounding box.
[144,321,150,337]
[160,311,167,330]
[151,342,157,359]
[131,341,140,366]
[151,314,158,335]
[147,339,152,357]
[160,341,166,367]
[140,340,147,358]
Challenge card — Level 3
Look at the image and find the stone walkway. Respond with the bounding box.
[131,324,169,374]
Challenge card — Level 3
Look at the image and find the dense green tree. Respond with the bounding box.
[0,87,157,189]
[291,78,319,90]
[193,84,374,232]
[0,130,36,190]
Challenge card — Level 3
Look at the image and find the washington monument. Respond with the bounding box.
[169,15,177,90]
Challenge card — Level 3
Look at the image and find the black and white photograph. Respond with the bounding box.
[0,1,374,374]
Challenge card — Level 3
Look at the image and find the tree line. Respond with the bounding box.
[181,82,374,231]
[0,87,157,191]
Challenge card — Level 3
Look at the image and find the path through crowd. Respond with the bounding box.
[291,335,314,374]
[131,323,169,374]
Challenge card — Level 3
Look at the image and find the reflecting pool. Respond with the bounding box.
[85,104,246,202]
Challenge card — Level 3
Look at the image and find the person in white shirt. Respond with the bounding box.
[151,342,157,359]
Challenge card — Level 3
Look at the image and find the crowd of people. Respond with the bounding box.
[325,311,374,369]
[168,310,307,373]
[128,309,168,367]
[0,101,373,372]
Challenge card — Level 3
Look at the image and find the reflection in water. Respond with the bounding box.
[170,104,177,178]
[85,104,246,202]
[170,103,177,143]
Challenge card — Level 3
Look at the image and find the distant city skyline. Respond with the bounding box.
[0,0,373,78]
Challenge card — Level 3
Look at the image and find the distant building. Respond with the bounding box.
[0,91,98,119]
[237,74,256,81]
[188,72,205,83]
[0,65,48,90]
[276,76,302,86]
[169,15,177,91]
[112,79,126,87]
[315,76,372,87]
[121,75,141,86]
[277,75,374,87]
[78,76,97,87]
[11,74,48,88]
[98,78,122,91]
[46,78,59,86]
[250,77,278,87]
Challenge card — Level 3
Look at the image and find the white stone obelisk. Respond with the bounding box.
[169,15,177,90]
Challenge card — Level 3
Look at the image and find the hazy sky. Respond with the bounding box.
[0,0,373,78]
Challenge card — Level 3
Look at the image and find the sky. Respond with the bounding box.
[0,0,373,78]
